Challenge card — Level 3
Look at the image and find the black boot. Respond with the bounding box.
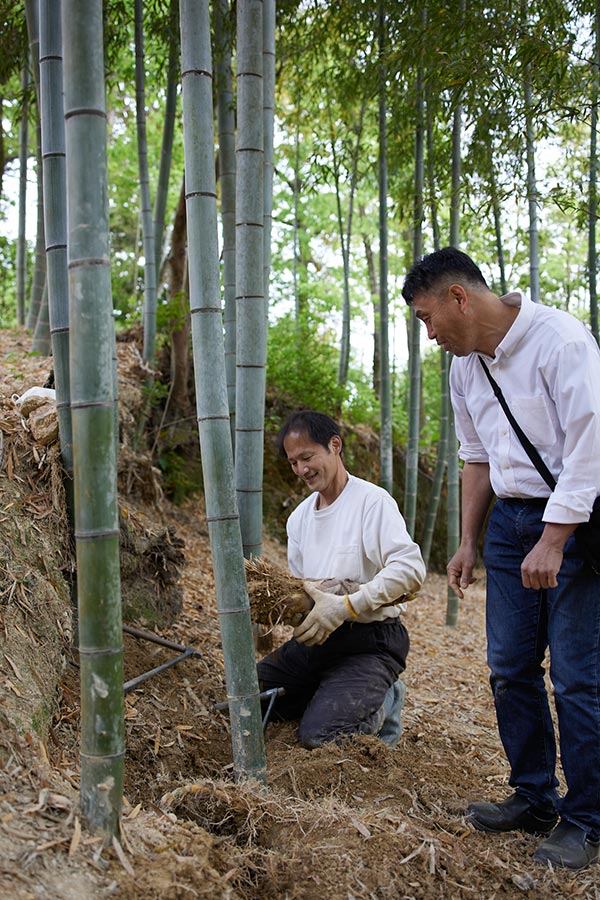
[534,820,600,870]
[466,793,558,835]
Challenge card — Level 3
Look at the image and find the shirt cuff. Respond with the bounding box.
[348,587,372,616]
[543,488,598,525]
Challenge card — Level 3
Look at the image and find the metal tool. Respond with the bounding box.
[123,623,202,695]
[215,686,285,732]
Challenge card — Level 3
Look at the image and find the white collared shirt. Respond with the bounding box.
[450,290,600,524]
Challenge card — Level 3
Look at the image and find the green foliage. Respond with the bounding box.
[0,2,27,87]
[267,312,346,412]
[157,445,203,504]
[267,309,382,429]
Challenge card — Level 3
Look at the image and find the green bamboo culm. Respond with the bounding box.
[446,412,460,627]
[16,61,29,328]
[32,280,51,354]
[378,0,393,496]
[24,0,47,333]
[404,4,425,537]
[590,0,600,344]
[62,0,124,836]
[179,0,267,783]
[214,0,237,445]
[135,0,158,364]
[421,350,449,568]
[445,66,463,627]
[153,0,179,282]
[263,0,275,319]
[235,0,266,560]
[39,0,73,507]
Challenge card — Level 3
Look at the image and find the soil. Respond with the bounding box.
[0,329,598,900]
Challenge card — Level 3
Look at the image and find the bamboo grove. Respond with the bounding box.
[1,0,600,832]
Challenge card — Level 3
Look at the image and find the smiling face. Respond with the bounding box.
[283,430,348,508]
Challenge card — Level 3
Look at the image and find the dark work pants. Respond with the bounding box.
[257,619,409,749]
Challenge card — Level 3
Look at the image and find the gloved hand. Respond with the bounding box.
[293,581,352,646]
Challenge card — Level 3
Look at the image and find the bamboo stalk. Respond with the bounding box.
[62,0,124,836]
[378,0,392,496]
[16,61,29,328]
[179,0,267,783]
[214,0,237,443]
[38,0,73,483]
[153,0,179,283]
[24,0,47,334]
[235,0,266,560]
[134,0,158,363]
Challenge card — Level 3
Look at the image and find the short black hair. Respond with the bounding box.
[277,410,342,457]
[402,247,488,305]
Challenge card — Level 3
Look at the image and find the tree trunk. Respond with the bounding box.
[16,62,29,327]
[62,0,124,837]
[331,95,367,388]
[361,224,380,397]
[167,179,190,418]
[135,0,157,363]
[378,0,392,495]
[214,0,237,439]
[491,160,508,296]
[590,0,600,343]
[405,5,426,537]
[420,352,449,567]
[32,279,51,353]
[446,68,464,627]
[524,70,540,303]
[24,0,46,333]
[421,95,447,565]
[153,0,179,285]
[263,0,275,318]
[426,94,440,252]
[179,0,266,782]
[38,0,73,484]
[235,0,266,560]
[293,117,301,324]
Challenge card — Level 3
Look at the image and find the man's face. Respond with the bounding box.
[283,430,341,496]
[412,286,470,356]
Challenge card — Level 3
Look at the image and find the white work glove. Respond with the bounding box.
[293,581,352,646]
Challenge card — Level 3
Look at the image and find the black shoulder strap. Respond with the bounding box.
[478,356,556,491]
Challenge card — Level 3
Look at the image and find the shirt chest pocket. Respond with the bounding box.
[328,546,361,581]
[510,396,556,447]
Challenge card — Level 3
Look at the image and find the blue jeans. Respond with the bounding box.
[484,499,600,835]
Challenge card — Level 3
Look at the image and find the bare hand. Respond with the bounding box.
[520,522,576,590]
[447,546,477,600]
[521,543,562,590]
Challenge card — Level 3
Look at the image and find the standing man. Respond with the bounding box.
[258,410,425,750]
[402,247,600,871]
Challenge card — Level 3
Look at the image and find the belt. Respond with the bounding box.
[501,496,549,507]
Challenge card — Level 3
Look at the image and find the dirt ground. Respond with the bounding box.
[0,330,599,899]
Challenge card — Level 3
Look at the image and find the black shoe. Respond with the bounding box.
[534,820,600,870]
[466,793,558,835]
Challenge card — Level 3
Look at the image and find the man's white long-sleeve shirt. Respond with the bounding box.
[450,290,600,524]
[286,474,425,622]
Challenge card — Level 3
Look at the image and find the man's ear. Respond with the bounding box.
[448,282,469,312]
[329,435,342,455]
